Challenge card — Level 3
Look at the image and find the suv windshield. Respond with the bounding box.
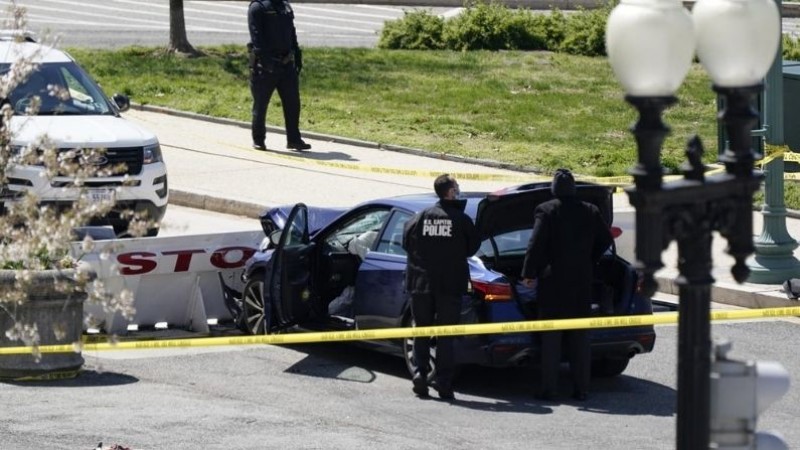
[2,62,113,116]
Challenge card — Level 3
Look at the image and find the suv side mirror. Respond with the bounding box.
[112,93,130,112]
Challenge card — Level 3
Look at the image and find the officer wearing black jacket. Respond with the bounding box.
[402,174,481,400]
[248,0,311,151]
[521,169,613,402]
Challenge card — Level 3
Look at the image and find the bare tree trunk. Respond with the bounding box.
[168,0,202,56]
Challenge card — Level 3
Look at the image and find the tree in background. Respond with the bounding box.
[169,0,201,56]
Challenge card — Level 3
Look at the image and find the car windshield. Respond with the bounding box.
[1,62,113,116]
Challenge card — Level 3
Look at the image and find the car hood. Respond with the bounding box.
[8,115,158,147]
[475,183,613,238]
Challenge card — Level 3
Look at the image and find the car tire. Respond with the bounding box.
[242,276,270,335]
[591,357,630,378]
[402,315,437,384]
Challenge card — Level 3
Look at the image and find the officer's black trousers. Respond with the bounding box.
[411,292,461,389]
[540,329,591,394]
[250,65,302,145]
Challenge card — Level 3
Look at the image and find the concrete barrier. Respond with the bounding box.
[76,231,263,334]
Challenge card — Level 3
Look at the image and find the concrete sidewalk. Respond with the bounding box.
[126,105,800,310]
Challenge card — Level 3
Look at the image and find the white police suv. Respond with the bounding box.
[0,33,167,236]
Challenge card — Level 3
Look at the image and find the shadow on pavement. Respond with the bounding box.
[1,369,138,388]
[272,149,358,162]
[282,341,401,383]
[280,341,675,416]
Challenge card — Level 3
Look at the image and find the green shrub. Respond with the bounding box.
[378,10,445,50]
[503,11,549,50]
[784,34,800,61]
[443,2,517,51]
[558,6,610,57]
[538,8,567,50]
[378,1,606,55]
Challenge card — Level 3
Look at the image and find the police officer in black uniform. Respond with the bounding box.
[248,0,311,151]
[402,174,481,400]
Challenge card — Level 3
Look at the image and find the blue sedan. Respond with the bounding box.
[234,181,655,379]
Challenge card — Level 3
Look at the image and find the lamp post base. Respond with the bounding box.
[747,158,800,284]
[746,252,800,284]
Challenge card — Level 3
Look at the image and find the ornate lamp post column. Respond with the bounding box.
[606,0,780,448]
[748,6,800,283]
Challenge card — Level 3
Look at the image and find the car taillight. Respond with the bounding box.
[471,279,512,302]
[611,226,623,239]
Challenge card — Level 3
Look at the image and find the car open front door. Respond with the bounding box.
[267,203,315,326]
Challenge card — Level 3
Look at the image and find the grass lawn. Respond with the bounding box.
[68,45,722,178]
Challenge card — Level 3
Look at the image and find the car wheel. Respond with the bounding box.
[402,316,437,383]
[591,357,630,378]
[242,277,270,335]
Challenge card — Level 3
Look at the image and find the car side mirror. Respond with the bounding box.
[269,230,282,246]
[112,93,130,112]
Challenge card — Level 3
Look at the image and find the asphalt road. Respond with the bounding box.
[1,317,799,449]
[12,0,800,49]
[14,0,454,49]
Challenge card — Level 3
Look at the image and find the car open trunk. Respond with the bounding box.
[474,182,636,316]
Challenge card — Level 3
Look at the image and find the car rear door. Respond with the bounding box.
[267,203,315,326]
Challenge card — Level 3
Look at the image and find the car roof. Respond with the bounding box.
[269,181,613,238]
[0,37,72,64]
[364,192,483,217]
[369,181,612,236]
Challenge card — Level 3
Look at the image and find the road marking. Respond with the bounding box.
[25,12,228,32]
[355,4,409,14]
[294,4,403,20]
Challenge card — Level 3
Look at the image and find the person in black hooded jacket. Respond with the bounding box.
[402,174,481,400]
[521,168,613,402]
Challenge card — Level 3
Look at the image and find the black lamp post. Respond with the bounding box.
[606,0,780,448]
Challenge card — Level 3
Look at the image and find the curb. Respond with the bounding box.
[168,189,266,219]
[655,275,799,309]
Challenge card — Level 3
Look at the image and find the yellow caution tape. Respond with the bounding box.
[785,153,800,163]
[1,306,798,355]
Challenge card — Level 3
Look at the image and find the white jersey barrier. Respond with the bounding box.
[75,231,263,334]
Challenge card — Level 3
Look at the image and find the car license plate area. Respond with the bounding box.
[85,188,115,204]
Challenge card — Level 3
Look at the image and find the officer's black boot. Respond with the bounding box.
[412,373,429,398]
[287,140,311,151]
